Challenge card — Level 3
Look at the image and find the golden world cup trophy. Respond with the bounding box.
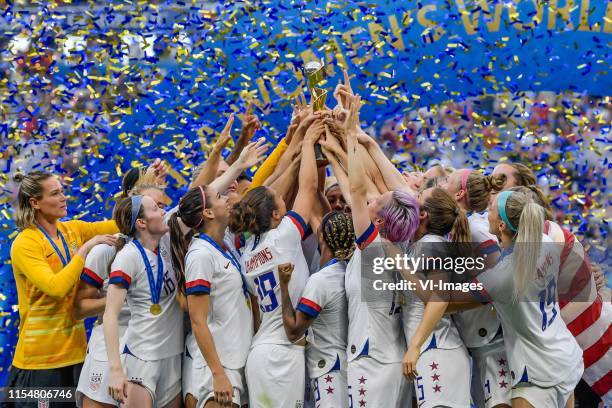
[304,59,328,163]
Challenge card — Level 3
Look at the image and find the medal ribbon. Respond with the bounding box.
[200,233,249,299]
[38,225,72,267]
[133,239,164,306]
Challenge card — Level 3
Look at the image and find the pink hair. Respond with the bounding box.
[378,191,420,243]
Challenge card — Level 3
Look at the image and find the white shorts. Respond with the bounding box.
[413,346,471,408]
[470,340,512,408]
[310,369,348,408]
[347,356,408,408]
[194,366,246,408]
[122,352,182,407]
[511,360,583,408]
[182,351,197,401]
[245,343,305,408]
[76,352,117,407]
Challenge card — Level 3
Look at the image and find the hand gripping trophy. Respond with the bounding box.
[304,59,328,163]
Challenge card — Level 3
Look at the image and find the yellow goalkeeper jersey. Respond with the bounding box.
[9,219,117,369]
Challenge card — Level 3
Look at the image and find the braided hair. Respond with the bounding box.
[321,211,356,261]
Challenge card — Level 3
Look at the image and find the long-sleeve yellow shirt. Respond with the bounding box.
[9,219,118,369]
[247,138,288,191]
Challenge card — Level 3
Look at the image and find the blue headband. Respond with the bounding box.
[130,195,144,232]
[497,191,517,232]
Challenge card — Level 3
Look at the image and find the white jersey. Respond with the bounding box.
[241,210,310,347]
[453,212,503,348]
[223,228,245,264]
[401,234,463,353]
[474,234,583,387]
[184,234,253,369]
[80,243,131,361]
[345,223,405,363]
[297,258,348,378]
[109,240,183,360]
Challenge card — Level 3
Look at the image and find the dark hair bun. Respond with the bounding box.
[13,172,25,183]
[229,201,258,234]
[485,174,506,192]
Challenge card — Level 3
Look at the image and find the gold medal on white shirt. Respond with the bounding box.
[150,304,162,315]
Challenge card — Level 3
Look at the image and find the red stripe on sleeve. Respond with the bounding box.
[299,297,322,312]
[186,279,211,289]
[109,270,132,285]
[83,267,103,285]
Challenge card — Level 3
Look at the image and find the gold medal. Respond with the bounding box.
[150,304,162,315]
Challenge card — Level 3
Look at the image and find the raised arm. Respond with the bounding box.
[290,116,325,225]
[359,130,413,194]
[248,137,289,191]
[320,120,348,168]
[264,139,301,188]
[268,153,301,203]
[321,133,352,209]
[209,139,267,193]
[359,142,390,194]
[191,114,234,188]
[328,76,385,211]
[248,103,307,191]
[345,96,371,237]
[310,191,332,235]
[265,112,319,187]
[226,103,261,165]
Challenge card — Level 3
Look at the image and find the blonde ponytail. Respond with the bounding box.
[451,209,471,243]
[501,191,545,302]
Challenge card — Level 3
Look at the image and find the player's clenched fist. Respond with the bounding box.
[278,263,294,284]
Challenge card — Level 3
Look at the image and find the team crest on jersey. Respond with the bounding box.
[89,372,103,391]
